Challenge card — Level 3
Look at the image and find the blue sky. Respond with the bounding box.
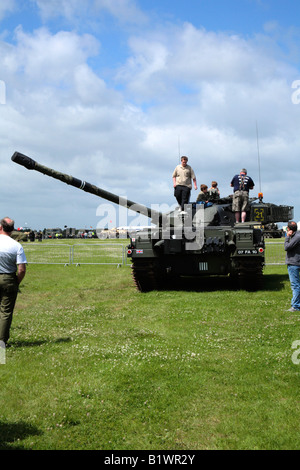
[1,0,300,229]
[7,1,298,39]
[143,0,297,33]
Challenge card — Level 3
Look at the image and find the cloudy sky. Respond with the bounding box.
[1,0,300,230]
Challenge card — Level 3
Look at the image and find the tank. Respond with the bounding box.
[127,196,293,292]
[11,151,294,291]
[262,223,284,238]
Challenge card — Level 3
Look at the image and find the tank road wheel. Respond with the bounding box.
[131,260,163,292]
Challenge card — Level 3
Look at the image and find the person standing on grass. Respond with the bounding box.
[284,221,300,312]
[0,217,27,346]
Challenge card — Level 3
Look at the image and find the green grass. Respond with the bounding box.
[1,261,300,450]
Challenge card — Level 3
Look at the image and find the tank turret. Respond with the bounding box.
[12,151,294,292]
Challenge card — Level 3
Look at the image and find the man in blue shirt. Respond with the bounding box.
[230,168,254,223]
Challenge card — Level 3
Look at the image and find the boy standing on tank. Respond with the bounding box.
[208,181,220,202]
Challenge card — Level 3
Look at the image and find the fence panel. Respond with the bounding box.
[24,240,286,266]
[265,241,285,265]
[72,244,124,266]
[25,244,72,265]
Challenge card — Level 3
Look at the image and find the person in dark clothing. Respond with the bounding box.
[230,168,255,223]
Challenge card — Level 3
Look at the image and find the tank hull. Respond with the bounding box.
[127,223,265,291]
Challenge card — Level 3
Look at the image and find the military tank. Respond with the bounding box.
[11,151,293,292]
[261,223,284,238]
[127,194,293,291]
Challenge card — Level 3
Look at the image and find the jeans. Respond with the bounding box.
[174,185,191,210]
[287,265,300,310]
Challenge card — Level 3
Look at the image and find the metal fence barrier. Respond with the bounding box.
[24,244,72,265]
[72,244,125,266]
[24,243,127,266]
[264,241,286,265]
[23,240,287,266]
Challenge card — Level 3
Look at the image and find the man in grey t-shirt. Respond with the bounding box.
[0,217,27,345]
[284,221,300,312]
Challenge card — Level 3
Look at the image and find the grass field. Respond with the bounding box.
[1,255,300,450]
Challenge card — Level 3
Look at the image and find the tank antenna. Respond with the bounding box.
[178,135,181,162]
[256,121,262,195]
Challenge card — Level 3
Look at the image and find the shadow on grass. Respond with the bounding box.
[161,273,289,292]
[262,273,289,291]
[9,337,72,348]
[0,421,42,450]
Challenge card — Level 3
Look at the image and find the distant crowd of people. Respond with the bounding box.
[172,155,254,222]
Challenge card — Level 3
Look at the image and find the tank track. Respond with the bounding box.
[131,259,163,292]
[236,258,264,290]
[132,257,264,292]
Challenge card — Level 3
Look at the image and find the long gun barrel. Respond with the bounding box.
[11,152,161,220]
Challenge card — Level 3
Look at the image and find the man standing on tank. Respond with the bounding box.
[172,156,197,212]
[230,168,255,223]
[0,217,27,347]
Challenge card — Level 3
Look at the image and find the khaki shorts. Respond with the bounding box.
[232,190,250,212]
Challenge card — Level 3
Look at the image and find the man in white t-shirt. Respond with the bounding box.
[0,217,27,346]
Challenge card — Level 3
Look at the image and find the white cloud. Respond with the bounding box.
[11,27,99,84]
[94,0,147,24]
[33,0,83,21]
[33,0,147,25]
[119,23,296,98]
[1,14,300,229]
[0,0,17,21]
